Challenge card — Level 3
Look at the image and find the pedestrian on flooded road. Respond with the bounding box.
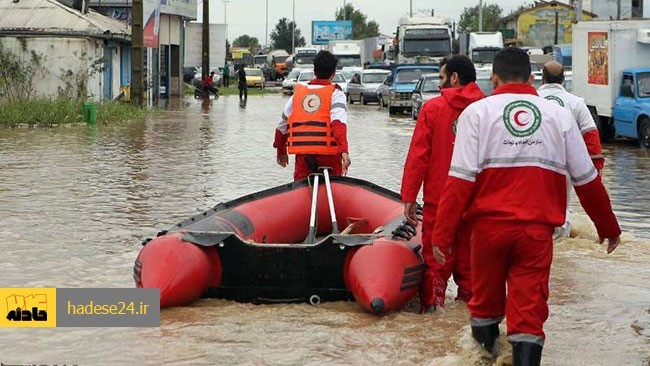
[400,55,485,313]
[273,50,351,181]
[237,65,248,103]
[538,60,605,238]
[431,47,621,365]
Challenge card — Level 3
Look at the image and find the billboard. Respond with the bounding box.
[312,21,353,45]
[143,0,161,48]
[588,32,608,85]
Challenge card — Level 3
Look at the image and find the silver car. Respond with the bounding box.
[411,74,440,120]
[346,70,391,105]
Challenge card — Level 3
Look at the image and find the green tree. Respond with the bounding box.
[335,4,380,39]
[457,4,504,33]
[270,17,306,53]
[232,34,260,50]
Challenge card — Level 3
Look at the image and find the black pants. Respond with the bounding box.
[239,85,248,101]
[223,75,230,87]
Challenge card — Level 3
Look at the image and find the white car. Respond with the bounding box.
[333,72,348,93]
[296,70,315,86]
[346,69,391,104]
[282,69,303,94]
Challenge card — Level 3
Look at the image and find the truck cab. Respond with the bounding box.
[379,65,438,114]
[613,69,650,147]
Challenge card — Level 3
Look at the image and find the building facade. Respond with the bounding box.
[0,0,131,101]
[499,1,597,47]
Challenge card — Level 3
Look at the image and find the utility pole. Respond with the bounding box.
[410,0,413,17]
[574,0,584,23]
[292,0,295,53]
[202,0,209,79]
[265,0,269,50]
[224,0,230,41]
[343,0,346,21]
[131,0,143,107]
[554,9,559,44]
[479,0,483,32]
[616,0,621,19]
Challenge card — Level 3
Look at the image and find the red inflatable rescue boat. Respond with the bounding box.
[134,173,424,315]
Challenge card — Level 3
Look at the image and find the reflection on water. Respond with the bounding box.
[0,95,648,365]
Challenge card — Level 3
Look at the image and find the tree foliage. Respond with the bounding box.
[233,34,260,50]
[270,17,306,53]
[335,4,380,39]
[457,4,504,33]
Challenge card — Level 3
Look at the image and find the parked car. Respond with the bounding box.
[296,70,315,86]
[410,73,440,119]
[282,69,303,94]
[333,71,348,94]
[183,67,199,83]
[245,68,265,89]
[347,69,391,105]
[378,65,439,114]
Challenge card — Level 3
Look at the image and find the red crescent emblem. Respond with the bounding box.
[307,99,315,108]
[514,110,529,127]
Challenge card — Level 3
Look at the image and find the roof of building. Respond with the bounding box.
[500,1,597,23]
[0,0,130,41]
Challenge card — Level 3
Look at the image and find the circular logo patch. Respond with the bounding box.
[503,100,542,138]
[544,95,565,107]
[451,118,459,135]
[302,93,321,114]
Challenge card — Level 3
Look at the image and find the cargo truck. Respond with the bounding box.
[572,20,650,145]
[395,16,452,65]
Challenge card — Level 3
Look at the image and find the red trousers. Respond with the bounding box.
[469,220,553,344]
[420,203,472,308]
[293,154,343,181]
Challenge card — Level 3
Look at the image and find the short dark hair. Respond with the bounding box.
[441,55,477,85]
[542,65,565,84]
[493,47,531,83]
[313,50,338,79]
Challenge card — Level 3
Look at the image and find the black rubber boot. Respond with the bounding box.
[512,342,543,366]
[471,323,500,353]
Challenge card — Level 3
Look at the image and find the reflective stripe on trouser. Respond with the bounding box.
[468,220,553,340]
[508,333,545,346]
[420,204,473,308]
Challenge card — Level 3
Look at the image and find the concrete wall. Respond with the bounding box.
[644,0,649,17]
[589,0,633,19]
[517,6,595,47]
[0,37,127,101]
[184,23,227,68]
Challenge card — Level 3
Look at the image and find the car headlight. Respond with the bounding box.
[389,90,397,98]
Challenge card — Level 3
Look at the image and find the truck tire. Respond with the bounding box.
[589,107,614,143]
[389,106,398,115]
[639,117,650,149]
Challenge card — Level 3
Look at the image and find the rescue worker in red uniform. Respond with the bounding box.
[432,48,621,365]
[273,51,351,181]
[400,55,485,313]
[538,60,605,238]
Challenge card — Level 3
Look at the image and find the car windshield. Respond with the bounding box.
[422,78,439,92]
[274,56,288,63]
[337,56,362,68]
[246,69,262,76]
[287,69,301,79]
[395,68,437,83]
[476,77,494,95]
[298,71,315,81]
[254,56,267,64]
[638,72,650,97]
[295,55,315,65]
[403,39,451,57]
[472,49,500,64]
[342,70,357,80]
[333,73,346,83]
[362,73,388,83]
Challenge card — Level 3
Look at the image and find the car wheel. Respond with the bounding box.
[389,106,398,115]
[360,94,367,105]
[639,117,650,149]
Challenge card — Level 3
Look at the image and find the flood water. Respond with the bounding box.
[0,94,648,365]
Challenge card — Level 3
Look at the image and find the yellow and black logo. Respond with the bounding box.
[0,288,56,327]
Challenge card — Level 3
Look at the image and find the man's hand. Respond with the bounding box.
[341,153,351,173]
[433,246,448,265]
[404,202,418,226]
[277,154,289,167]
[600,235,621,254]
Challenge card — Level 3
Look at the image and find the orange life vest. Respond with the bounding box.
[287,84,339,155]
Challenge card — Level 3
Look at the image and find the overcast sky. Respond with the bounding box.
[196,0,532,46]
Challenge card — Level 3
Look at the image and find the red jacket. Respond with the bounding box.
[401,82,485,206]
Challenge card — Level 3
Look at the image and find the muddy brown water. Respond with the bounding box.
[0,95,648,365]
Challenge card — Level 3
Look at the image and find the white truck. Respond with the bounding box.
[572,20,650,141]
[292,47,319,69]
[329,40,364,69]
[459,32,504,66]
[395,16,452,65]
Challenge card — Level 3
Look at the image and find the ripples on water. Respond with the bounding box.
[0,95,648,365]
